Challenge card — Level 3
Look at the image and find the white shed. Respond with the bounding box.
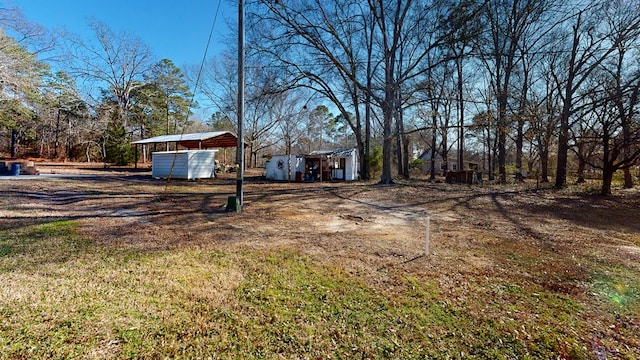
[152,150,217,180]
[331,148,359,181]
[306,148,359,181]
[265,148,359,182]
[265,155,305,181]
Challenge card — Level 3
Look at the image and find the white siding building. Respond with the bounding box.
[152,150,217,180]
[265,148,359,182]
[265,155,305,181]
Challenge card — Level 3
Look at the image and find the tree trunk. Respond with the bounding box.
[457,58,464,171]
[497,93,508,183]
[430,115,437,180]
[555,111,570,187]
[381,116,393,184]
[356,136,365,181]
[623,117,634,188]
[554,14,584,189]
[380,60,395,184]
[441,124,448,173]
[486,117,494,181]
[576,156,586,184]
[515,119,524,182]
[623,167,633,188]
[396,108,409,180]
[362,98,371,181]
[540,146,549,183]
[54,109,61,159]
[351,90,365,181]
[601,165,614,196]
[362,12,375,182]
[10,129,17,158]
[249,141,256,168]
[66,115,73,161]
[402,133,410,179]
[395,120,404,177]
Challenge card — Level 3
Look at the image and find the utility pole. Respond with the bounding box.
[236,0,245,210]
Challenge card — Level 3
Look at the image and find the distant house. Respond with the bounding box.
[419,150,459,176]
[265,148,359,182]
[418,150,479,176]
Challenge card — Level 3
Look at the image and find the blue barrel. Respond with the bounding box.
[10,163,20,176]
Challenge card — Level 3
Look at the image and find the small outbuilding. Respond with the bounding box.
[306,148,359,181]
[265,155,304,181]
[132,131,238,180]
[265,148,359,182]
[151,150,218,180]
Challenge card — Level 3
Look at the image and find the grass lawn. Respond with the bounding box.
[0,175,639,359]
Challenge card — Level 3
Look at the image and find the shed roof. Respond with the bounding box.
[307,148,357,158]
[132,131,238,148]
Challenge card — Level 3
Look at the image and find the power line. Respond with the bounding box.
[160,0,223,200]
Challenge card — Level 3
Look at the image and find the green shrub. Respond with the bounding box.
[103,122,135,165]
[367,145,383,178]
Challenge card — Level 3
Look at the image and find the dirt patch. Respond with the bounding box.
[3,168,638,278]
[2,168,638,267]
[3,167,640,356]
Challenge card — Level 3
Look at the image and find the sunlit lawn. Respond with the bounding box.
[0,217,638,359]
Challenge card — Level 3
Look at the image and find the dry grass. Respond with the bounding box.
[0,169,639,359]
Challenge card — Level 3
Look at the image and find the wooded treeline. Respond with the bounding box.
[0,10,194,165]
[242,0,640,194]
[1,0,640,194]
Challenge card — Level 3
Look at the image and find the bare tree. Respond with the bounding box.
[551,1,640,188]
[251,0,480,183]
[63,21,153,129]
[528,60,560,183]
[250,0,373,180]
[572,118,599,184]
[440,0,484,173]
[580,76,640,195]
[197,53,282,167]
[476,0,552,183]
[575,1,640,194]
[299,105,331,153]
[272,89,311,178]
[0,3,53,55]
[419,51,456,179]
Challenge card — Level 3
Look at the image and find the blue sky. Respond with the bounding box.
[18,0,235,68]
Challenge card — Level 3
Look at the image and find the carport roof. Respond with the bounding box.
[132,131,238,148]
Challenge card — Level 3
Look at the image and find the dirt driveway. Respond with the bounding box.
[2,167,639,279]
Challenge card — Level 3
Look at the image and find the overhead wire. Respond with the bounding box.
[160,0,223,200]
